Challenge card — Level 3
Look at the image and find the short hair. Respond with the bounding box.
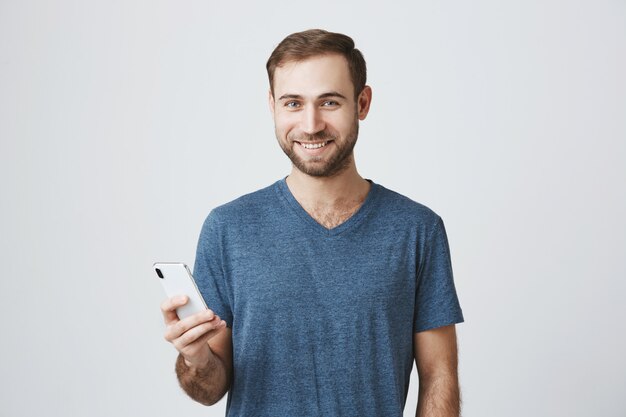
[266,29,367,99]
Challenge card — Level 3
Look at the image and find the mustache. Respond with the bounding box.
[289,131,337,142]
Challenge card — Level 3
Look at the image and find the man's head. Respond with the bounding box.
[267,29,372,178]
[266,29,367,101]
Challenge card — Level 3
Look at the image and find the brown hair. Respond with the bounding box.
[266,29,367,99]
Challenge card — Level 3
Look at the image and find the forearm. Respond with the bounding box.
[175,350,230,406]
[415,374,461,417]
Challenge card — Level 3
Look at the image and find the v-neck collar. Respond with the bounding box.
[274,176,380,237]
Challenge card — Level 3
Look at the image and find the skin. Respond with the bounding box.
[162,52,461,415]
[269,53,373,228]
[161,296,232,405]
[414,325,461,416]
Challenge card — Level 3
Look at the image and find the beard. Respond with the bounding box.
[276,118,359,178]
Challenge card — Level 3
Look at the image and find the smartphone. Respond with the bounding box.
[154,262,208,320]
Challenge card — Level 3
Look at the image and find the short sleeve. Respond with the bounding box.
[193,210,234,327]
[413,216,464,333]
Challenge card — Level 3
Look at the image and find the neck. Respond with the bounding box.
[285,158,370,208]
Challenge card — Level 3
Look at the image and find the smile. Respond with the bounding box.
[298,141,330,149]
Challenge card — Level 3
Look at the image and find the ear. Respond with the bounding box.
[357,86,372,120]
[268,89,275,117]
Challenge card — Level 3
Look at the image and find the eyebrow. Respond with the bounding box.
[278,91,348,101]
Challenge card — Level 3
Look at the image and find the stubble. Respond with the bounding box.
[276,118,360,178]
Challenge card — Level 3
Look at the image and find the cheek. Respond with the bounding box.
[274,114,299,136]
[329,114,355,133]
[276,122,292,138]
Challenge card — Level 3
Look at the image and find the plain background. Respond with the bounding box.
[1,1,625,416]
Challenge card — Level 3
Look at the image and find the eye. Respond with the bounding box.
[322,100,339,107]
[285,101,301,109]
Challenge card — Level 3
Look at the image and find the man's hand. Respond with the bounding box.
[161,296,226,370]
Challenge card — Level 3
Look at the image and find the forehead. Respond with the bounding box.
[273,54,354,98]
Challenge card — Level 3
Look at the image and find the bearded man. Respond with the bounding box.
[161,28,464,417]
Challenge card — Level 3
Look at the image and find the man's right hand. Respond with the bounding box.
[161,296,227,370]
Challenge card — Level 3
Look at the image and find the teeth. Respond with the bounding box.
[302,141,328,149]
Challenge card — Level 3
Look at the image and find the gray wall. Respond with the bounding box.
[1,1,624,416]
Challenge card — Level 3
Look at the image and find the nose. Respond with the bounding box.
[300,106,325,135]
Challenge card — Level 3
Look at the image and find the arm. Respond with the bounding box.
[162,296,233,406]
[414,324,461,417]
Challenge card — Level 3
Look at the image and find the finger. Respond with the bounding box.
[160,295,188,325]
[165,309,218,341]
[174,319,227,350]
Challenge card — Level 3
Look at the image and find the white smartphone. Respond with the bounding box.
[154,262,208,320]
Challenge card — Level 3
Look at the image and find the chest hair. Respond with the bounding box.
[304,198,366,229]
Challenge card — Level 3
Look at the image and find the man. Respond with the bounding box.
[161,29,464,417]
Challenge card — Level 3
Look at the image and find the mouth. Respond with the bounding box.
[294,140,333,150]
[292,140,334,157]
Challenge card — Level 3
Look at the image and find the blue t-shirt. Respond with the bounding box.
[193,178,464,417]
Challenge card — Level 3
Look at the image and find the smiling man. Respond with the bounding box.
[161,29,464,417]
[272,53,365,180]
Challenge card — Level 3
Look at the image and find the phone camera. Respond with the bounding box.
[155,268,164,279]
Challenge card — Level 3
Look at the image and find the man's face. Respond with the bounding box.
[269,54,370,177]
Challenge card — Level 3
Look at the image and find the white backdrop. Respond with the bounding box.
[1,1,625,416]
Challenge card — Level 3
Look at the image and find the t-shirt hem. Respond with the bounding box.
[414,316,464,333]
